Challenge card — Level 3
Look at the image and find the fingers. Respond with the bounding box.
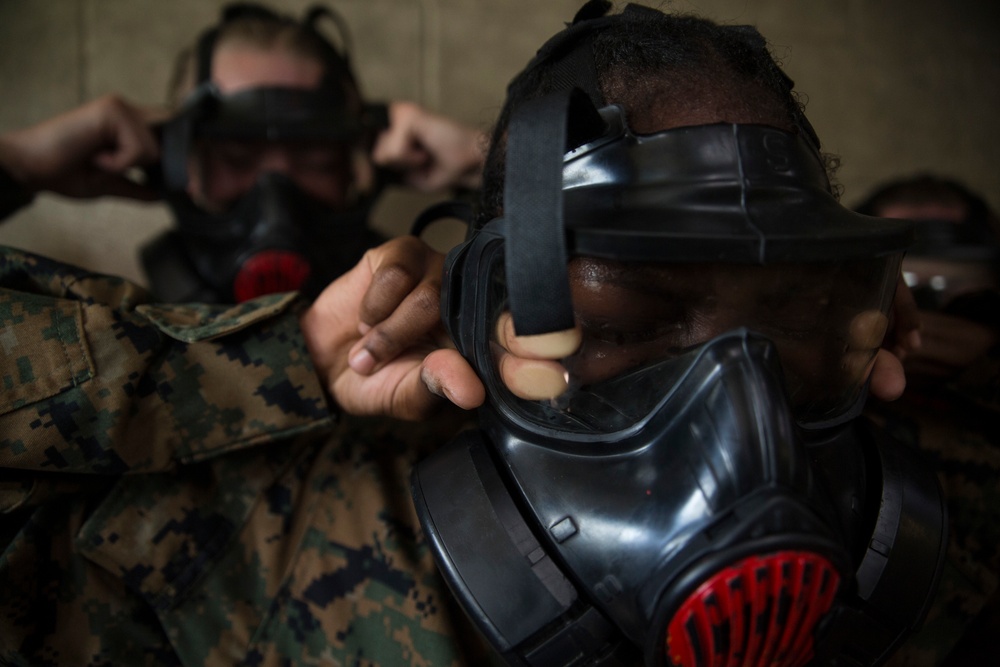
[91,96,162,176]
[371,101,430,171]
[869,348,906,401]
[348,236,446,374]
[865,278,921,400]
[331,348,482,421]
[496,349,569,400]
[421,348,485,410]
[372,100,485,192]
[309,233,449,414]
[358,234,441,324]
[496,312,582,359]
[0,95,163,200]
[494,312,581,400]
[902,311,997,378]
[888,277,922,358]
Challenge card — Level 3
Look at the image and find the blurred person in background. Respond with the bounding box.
[0,1,485,304]
[857,174,1000,666]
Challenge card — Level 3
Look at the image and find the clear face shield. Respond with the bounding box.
[188,135,363,212]
[173,84,381,211]
[485,253,900,434]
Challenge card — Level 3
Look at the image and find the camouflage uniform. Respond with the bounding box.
[869,346,1000,666]
[0,246,491,666]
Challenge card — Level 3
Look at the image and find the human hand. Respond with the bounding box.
[901,310,997,380]
[0,95,167,201]
[299,235,484,420]
[884,276,922,361]
[372,101,486,192]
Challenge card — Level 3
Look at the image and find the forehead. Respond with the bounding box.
[211,43,324,94]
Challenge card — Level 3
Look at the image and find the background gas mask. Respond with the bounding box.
[853,176,1000,320]
[142,3,388,303]
[411,88,947,667]
[897,219,1000,320]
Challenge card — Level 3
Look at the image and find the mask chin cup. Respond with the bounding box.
[153,172,376,303]
[413,428,946,667]
[412,431,850,667]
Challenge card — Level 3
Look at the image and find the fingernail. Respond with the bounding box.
[907,330,922,350]
[519,329,582,359]
[349,348,376,374]
[848,310,888,349]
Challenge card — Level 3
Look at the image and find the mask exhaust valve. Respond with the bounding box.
[233,250,312,302]
[665,551,840,667]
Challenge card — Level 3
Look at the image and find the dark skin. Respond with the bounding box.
[301,234,483,418]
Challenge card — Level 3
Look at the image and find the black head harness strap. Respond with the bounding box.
[503,88,606,336]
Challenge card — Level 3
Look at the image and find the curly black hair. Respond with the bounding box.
[478,1,840,225]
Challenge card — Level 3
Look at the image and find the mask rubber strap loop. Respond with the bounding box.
[504,87,605,336]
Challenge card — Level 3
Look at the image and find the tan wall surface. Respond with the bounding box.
[1,0,997,286]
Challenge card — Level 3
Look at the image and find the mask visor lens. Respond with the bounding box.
[490,254,902,433]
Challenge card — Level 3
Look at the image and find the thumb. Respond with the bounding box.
[421,348,485,410]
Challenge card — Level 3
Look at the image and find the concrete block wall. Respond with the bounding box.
[1,0,997,286]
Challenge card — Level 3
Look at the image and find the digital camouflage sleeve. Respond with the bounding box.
[0,246,494,666]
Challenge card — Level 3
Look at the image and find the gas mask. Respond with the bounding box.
[142,3,388,303]
[411,86,947,667]
[898,218,1000,317]
[157,167,382,303]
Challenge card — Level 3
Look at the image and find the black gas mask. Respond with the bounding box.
[142,3,387,303]
[896,219,1000,318]
[411,77,946,667]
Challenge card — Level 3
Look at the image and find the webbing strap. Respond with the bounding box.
[504,88,604,336]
